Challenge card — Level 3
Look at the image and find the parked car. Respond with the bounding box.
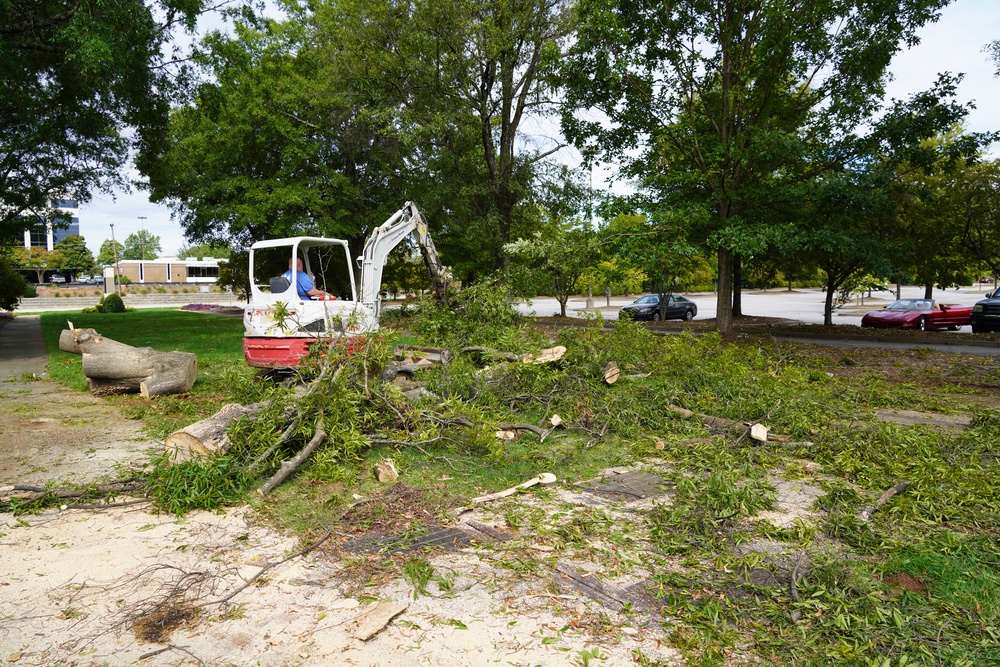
[860,299,972,331]
[93,274,104,285]
[971,291,1000,333]
[49,275,66,285]
[619,294,698,322]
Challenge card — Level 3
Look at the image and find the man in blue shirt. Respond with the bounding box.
[282,257,330,300]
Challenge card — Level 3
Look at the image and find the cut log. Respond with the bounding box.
[83,348,197,397]
[61,326,197,398]
[59,326,107,355]
[165,403,265,462]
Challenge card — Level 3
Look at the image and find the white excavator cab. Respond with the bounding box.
[242,202,447,369]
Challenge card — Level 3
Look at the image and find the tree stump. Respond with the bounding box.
[60,325,198,398]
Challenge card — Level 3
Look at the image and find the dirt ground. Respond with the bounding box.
[0,376,687,667]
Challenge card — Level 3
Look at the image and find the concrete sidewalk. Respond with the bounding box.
[0,316,48,380]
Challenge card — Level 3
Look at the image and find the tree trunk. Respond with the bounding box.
[60,326,197,397]
[732,253,743,317]
[923,283,933,299]
[824,277,836,326]
[164,402,265,462]
[896,282,902,300]
[716,248,734,332]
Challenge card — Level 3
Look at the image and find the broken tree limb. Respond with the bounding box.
[83,348,198,397]
[59,325,104,354]
[257,415,327,496]
[471,473,557,504]
[460,346,519,362]
[602,361,620,385]
[858,481,913,523]
[522,345,567,364]
[165,402,269,462]
[497,423,547,437]
[667,404,742,430]
[61,325,197,397]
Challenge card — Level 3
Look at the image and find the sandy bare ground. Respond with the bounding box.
[0,378,686,666]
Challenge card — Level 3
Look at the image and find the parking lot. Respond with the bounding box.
[516,285,997,329]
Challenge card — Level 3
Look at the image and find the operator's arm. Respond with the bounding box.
[298,272,331,299]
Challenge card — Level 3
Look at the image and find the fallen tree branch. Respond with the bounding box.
[497,423,547,437]
[667,404,743,430]
[257,415,327,496]
[194,530,334,610]
[858,480,913,523]
[460,346,519,362]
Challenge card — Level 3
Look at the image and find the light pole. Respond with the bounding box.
[109,223,122,297]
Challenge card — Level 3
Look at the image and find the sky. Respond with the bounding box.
[77,0,1000,256]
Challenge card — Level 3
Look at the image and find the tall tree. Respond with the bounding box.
[1,0,204,244]
[560,0,955,332]
[950,160,1000,280]
[123,231,162,260]
[54,234,95,277]
[147,0,573,281]
[97,239,124,266]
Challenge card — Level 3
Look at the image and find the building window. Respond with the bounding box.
[187,266,219,278]
[51,217,80,245]
[29,227,48,247]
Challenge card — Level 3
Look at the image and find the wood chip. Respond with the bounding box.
[351,602,407,641]
[750,423,768,442]
[602,361,620,385]
[522,345,566,364]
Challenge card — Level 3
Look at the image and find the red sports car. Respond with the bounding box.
[861,299,972,331]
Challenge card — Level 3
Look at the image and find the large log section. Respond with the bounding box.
[59,325,197,398]
[164,403,263,462]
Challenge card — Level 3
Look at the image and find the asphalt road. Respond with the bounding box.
[517,285,996,328]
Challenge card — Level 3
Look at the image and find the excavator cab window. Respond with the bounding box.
[303,245,354,300]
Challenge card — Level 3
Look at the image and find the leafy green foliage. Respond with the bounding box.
[11,246,66,283]
[96,239,124,266]
[54,235,95,276]
[122,230,162,261]
[146,452,249,514]
[1,0,204,243]
[0,256,27,310]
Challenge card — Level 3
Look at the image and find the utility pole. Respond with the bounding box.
[110,224,122,297]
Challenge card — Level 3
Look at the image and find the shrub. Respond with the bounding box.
[22,283,36,299]
[0,258,28,310]
[101,293,126,313]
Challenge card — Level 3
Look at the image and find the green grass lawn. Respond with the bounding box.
[40,309,246,436]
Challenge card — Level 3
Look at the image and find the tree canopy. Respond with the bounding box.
[0,0,204,244]
[559,0,964,330]
[123,230,162,260]
[54,234,95,275]
[146,0,576,282]
[97,239,124,266]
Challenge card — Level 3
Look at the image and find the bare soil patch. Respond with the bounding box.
[0,379,153,485]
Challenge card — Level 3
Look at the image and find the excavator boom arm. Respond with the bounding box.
[358,202,447,318]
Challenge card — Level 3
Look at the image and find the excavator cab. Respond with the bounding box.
[242,202,448,369]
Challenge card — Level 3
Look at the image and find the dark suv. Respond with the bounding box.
[971,290,1000,333]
